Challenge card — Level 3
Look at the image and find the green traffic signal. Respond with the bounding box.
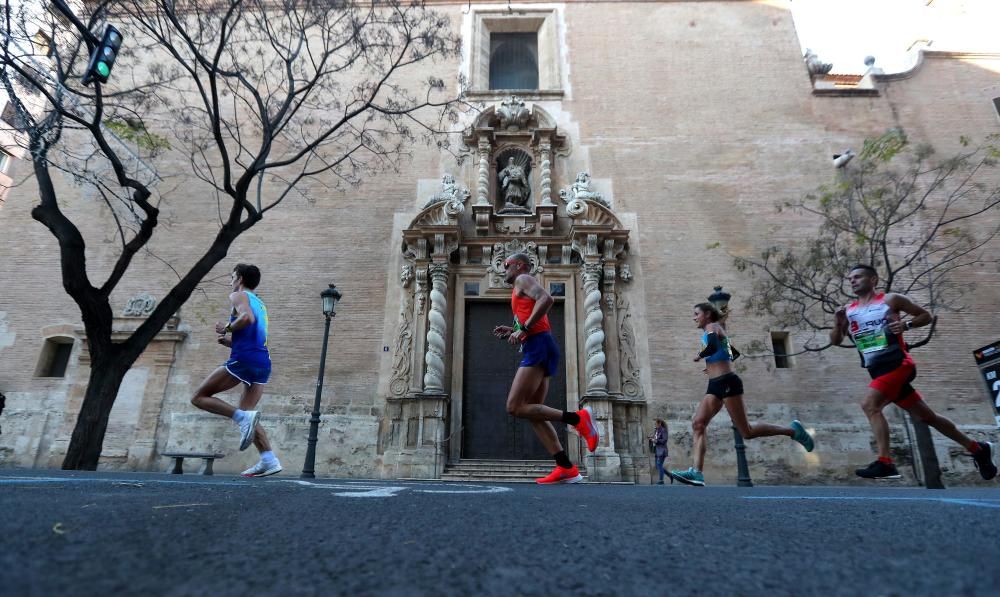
[82,24,123,86]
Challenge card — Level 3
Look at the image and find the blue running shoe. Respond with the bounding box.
[790,420,814,452]
[669,467,705,486]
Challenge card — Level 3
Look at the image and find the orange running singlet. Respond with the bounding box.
[511,288,551,336]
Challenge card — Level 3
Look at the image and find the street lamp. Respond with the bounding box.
[707,285,731,325]
[706,285,753,488]
[301,283,342,479]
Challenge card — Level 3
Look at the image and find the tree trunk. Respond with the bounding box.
[61,357,133,470]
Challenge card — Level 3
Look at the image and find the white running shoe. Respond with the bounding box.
[238,410,260,451]
[241,460,282,477]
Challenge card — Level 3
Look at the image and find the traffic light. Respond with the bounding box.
[82,25,123,85]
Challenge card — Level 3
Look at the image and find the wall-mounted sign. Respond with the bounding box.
[972,340,1000,428]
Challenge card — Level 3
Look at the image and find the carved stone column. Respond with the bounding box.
[581,262,609,395]
[539,142,553,206]
[601,252,623,395]
[475,135,490,205]
[422,262,450,394]
[536,141,557,233]
[472,134,492,235]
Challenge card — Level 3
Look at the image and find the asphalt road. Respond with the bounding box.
[2,469,998,596]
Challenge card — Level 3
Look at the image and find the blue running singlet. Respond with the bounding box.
[230,291,270,367]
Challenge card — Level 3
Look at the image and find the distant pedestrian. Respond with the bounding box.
[191,263,282,477]
[649,419,669,484]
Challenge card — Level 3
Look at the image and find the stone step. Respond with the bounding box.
[439,474,588,484]
[441,469,588,478]
[442,459,597,483]
[447,459,586,468]
[444,464,577,471]
[444,466,588,475]
[439,472,631,485]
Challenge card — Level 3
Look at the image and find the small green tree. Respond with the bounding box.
[736,129,1000,354]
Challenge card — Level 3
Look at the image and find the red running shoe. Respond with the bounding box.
[574,406,600,452]
[536,464,583,484]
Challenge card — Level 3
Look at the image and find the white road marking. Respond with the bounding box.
[0,476,249,487]
[0,475,513,498]
[744,496,1000,509]
[281,479,512,498]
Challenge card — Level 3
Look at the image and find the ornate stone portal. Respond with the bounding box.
[379,99,650,483]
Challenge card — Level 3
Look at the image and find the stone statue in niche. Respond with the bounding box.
[498,155,531,213]
[497,95,530,131]
[559,171,609,208]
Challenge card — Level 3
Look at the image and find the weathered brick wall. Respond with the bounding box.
[0,1,997,483]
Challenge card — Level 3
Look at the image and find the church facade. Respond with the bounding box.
[1,1,998,485]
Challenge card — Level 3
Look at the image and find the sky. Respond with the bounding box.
[787,0,1000,74]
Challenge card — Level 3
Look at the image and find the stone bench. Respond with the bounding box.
[162,452,224,475]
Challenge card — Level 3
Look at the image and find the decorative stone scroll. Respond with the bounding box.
[389,265,416,396]
[422,174,471,215]
[488,239,540,288]
[559,171,609,214]
[122,293,156,317]
[495,221,535,235]
[616,293,644,399]
[497,95,530,131]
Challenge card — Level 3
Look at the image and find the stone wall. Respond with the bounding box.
[0,2,997,484]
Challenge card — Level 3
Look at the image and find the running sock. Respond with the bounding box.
[878,456,893,465]
[554,451,573,469]
[231,409,246,424]
[260,450,277,464]
[968,441,982,454]
[561,411,581,426]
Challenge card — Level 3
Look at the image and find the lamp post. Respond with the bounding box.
[707,285,753,488]
[301,283,342,479]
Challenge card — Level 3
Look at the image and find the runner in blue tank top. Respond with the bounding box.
[670,302,815,486]
[191,263,282,477]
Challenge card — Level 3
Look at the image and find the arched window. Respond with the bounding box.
[489,33,538,90]
[35,336,74,377]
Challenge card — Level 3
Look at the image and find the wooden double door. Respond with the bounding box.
[461,301,567,460]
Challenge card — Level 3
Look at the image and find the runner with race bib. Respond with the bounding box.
[833,264,996,481]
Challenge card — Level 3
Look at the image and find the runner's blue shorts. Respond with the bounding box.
[224,358,271,385]
[519,331,561,378]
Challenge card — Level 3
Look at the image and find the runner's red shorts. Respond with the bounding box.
[868,355,922,408]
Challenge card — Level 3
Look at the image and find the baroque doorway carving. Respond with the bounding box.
[378,98,650,483]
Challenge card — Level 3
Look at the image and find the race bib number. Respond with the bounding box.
[855,330,889,354]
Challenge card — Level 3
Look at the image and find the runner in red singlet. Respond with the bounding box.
[492,252,600,484]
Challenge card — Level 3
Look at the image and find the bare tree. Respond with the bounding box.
[735,129,1000,355]
[0,0,463,470]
